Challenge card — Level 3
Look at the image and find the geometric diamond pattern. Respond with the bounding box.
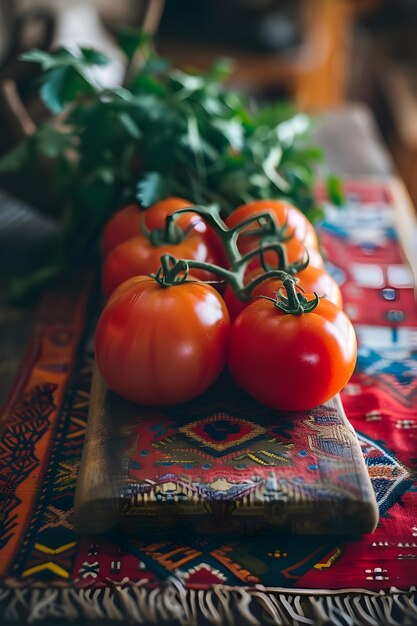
[179,413,265,456]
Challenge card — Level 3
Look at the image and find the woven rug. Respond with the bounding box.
[1,180,416,625]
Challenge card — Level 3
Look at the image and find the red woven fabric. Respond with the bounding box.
[0,181,416,601]
[297,181,417,590]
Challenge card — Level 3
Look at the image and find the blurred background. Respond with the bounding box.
[1,0,417,198]
[0,0,417,276]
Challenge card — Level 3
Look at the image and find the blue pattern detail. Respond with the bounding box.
[357,347,417,383]
[356,432,412,516]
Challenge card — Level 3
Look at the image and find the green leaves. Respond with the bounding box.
[0,141,31,173]
[21,46,111,70]
[1,33,334,298]
[78,47,109,66]
[35,124,76,158]
[275,113,311,146]
[20,47,75,70]
[117,28,153,61]
[210,118,243,151]
[136,172,170,208]
[117,112,142,139]
[0,124,75,171]
[22,46,110,113]
[326,174,345,206]
[262,147,289,192]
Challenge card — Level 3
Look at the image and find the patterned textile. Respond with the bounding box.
[77,373,377,536]
[0,180,416,624]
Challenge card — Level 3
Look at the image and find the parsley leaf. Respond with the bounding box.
[136,172,170,208]
[21,46,110,113]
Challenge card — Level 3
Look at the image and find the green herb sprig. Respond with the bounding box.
[0,31,342,299]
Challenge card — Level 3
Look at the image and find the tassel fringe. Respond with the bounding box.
[1,582,416,625]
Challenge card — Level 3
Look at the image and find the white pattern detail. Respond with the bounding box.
[365,567,389,581]
[78,561,99,579]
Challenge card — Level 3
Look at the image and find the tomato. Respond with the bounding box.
[102,203,141,258]
[144,197,205,232]
[224,265,342,320]
[95,275,230,406]
[101,197,225,263]
[225,199,319,252]
[145,198,227,268]
[102,231,218,298]
[227,296,357,411]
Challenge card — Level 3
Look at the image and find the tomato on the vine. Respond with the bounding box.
[95,275,230,406]
[144,197,207,232]
[227,295,357,411]
[224,265,342,320]
[225,199,319,252]
[102,230,218,298]
[145,198,227,268]
[101,197,225,263]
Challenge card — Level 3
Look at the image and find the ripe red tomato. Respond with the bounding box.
[101,197,225,263]
[95,276,230,406]
[102,203,141,258]
[102,231,218,298]
[145,198,227,268]
[224,265,342,320]
[227,296,357,411]
[225,199,319,252]
[144,197,205,232]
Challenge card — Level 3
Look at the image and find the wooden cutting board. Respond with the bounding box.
[74,175,417,537]
[74,366,378,536]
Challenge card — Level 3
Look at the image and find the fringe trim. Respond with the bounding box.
[0,583,416,625]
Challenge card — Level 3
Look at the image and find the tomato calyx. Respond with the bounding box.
[152,251,319,316]
[151,254,191,287]
[141,213,187,247]
[260,277,321,315]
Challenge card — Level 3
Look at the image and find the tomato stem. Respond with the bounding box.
[152,254,190,286]
[240,218,294,243]
[151,253,295,302]
[140,212,186,247]
[151,205,319,314]
[167,205,308,277]
[274,278,320,315]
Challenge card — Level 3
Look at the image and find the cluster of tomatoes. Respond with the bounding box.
[95,197,357,412]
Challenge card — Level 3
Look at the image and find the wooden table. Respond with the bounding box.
[313,104,393,177]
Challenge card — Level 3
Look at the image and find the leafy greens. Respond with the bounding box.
[0,32,340,298]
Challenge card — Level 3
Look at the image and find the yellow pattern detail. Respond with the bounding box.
[22,562,70,578]
[314,546,343,569]
[68,416,87,438]
[33,541,77,555]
